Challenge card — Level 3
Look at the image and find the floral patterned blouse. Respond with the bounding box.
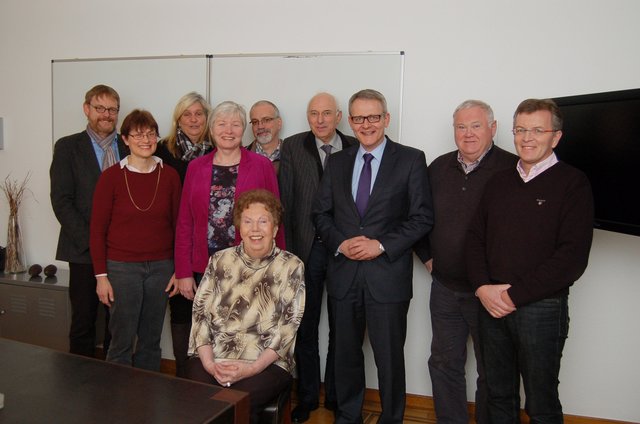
[189,242,305,373]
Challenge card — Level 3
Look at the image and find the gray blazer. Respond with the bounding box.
[50,130,128,263]
[278,130,356,263]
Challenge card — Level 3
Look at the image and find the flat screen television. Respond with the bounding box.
[553,88,640,237]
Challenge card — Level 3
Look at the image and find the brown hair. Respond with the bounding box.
[513,98,563,130]
[233,189,283,228]
[84,84,120,107]
[120,109,159,138]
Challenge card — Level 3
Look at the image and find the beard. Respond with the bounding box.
[256,131,273,145]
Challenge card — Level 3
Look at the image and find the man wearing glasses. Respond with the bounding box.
[412,99,517,424]
[313,89,433,423]
[247,100,284,175]
[466,98,594,423]
[279,92,356,423]
[50,84,128,358]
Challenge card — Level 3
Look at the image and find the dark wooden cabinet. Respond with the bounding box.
[0,270,71,350]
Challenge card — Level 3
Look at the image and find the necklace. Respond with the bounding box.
[124,166,161,212]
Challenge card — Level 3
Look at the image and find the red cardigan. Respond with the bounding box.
[90,163,181,275]
[174,148,283,278]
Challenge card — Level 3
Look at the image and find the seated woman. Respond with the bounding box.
[187,189,305,423]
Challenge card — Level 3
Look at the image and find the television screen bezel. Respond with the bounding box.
[553,88,640,237]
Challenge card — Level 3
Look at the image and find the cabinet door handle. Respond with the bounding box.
[0,308,6,315]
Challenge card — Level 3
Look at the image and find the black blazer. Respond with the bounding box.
[312,138,434,302]
[279,130,356,263]
[50,130,128,263]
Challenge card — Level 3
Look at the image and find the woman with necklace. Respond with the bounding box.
[90,109,181,371]
[155,92,213,377]
[174,101,284,333]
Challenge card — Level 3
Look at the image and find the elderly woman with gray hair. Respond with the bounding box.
[174,101,285,330]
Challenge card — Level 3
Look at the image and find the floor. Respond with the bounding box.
[291,398,435,424]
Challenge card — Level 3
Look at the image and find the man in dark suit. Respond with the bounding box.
[279,92,356,423]
[50,84,128,357]
[313,89,434,423]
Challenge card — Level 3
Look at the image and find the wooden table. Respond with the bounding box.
[0,338,249,423]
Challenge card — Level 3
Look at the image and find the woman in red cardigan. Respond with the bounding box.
[90,109,181,371]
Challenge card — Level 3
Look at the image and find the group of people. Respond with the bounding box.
[50,82,594,424]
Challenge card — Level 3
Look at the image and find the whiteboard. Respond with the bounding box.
[209,52,404,145]
[51,52,404,146]
[51,55,209,143]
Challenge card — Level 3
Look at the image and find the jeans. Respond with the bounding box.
[294,239,336,407]
[480,295,569,424]
[105,259,173,371]
[428,277,487,424]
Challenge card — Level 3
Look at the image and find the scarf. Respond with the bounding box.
[87,125,117,171]
[177,128,213,161]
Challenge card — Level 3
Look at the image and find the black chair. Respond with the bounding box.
[259,380,292,424]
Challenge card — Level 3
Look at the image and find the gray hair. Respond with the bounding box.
[348,89,387,115]
[250,100,280,119]
[453,99,495,124]
[209,101,247,132]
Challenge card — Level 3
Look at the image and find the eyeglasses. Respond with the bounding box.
[513,127,558,137]
[128,131,158,141]
[90,104,119,115]
[350,114,384,124]
[249,117,275,126]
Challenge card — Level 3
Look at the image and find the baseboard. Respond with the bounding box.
[364,388,635,424]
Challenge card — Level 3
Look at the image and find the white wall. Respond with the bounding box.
[1,0,639,421]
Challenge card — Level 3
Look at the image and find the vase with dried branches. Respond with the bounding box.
[1,173,30,273]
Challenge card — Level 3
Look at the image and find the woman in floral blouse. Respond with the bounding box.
[187,189,305,423]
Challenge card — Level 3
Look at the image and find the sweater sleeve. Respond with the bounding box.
[174,161,198,279]
[266,257,305,360]
[89,169,116,275]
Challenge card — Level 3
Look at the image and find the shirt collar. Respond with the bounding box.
[315,132,340,151]
[254,139,281,161]
[357,136,387,162]
[119,155,163,173]
[517,152,558,182]
[457,143,493,174]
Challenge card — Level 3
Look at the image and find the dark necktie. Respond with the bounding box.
[321,144,333,169]
[355,153,373,217]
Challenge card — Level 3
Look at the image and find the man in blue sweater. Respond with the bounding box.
[414,100,516,424]
[466,98,594,423]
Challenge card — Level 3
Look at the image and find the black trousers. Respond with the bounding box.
[68,262,110,357]
[186,357,292,424]
[294,239,336,407]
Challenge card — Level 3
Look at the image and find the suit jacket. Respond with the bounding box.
[174,147,284,278]
[50,130,128,264]
[279,130,356,263]
[312,138,434,303]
